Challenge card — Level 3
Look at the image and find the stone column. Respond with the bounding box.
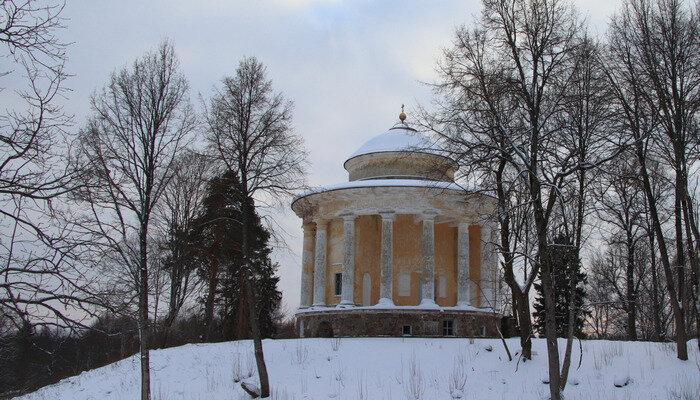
[420,212,437,306]
[312,218,328,307]
[299,222,316,308]
[339,213,356,306]
[480,222,493,310]
[456,221,470,307]
[378,212,395,306]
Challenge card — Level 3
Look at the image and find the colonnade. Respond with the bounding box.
[299,212,495,309]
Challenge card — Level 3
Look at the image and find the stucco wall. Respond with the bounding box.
[345,152,454,182]
[393,215,422,306]
[435,223,458,307]
[354,215,381,306]
[325,218,344,305]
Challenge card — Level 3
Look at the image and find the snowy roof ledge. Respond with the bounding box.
[292,179,475,204]
[295,304,497,314]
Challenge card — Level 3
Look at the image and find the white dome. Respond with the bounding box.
[346,125,438,161]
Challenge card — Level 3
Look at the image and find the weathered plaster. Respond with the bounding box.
[345,152,455,182]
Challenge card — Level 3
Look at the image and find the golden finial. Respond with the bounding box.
[399,104,407,124]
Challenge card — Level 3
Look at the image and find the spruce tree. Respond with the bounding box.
[190,171,281,341]
[533,235,589,337]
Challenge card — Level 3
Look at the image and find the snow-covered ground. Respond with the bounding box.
[15,338,700,400]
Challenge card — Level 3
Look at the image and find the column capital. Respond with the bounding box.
[313,217,328,229]
[418,210,439,221]
[339,212,357,222]
[457,220,470,229]
[378,211,396,221]
[302,222,316,232]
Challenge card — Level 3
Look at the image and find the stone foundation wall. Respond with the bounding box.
[296,309,503,338]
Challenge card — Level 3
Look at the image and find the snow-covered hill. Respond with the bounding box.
[15,338,699,400]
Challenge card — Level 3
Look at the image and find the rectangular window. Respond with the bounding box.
[402,325,412,336]
[443,319,454,336]
[334,272,342,296]
[479,325,486,337]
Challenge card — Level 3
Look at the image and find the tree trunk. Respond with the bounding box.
[237,271,250,339]
[681,196,700,352]
[503,267,534,360]
[138,219,151,400]
[244,274,270,398]
[496,158,534,360]
[560,273,578,391]
[561,158,586,387]
[674,168,688,348]
[240,194,270,397]
[649,231,662,341]
[514,292,534,360]
[161,247,183,347]
[635,139,687,360]
[539,252,562,400]
[203,253,219,342]
[626,237,637,341]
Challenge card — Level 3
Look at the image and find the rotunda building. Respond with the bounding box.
[292,113,502,338]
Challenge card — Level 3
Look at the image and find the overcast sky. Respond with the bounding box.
[56,0,622,314]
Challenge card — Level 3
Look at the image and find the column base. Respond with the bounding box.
[456,301,471,308]
[419,299,440,309]
[376,297,395,307]
[312,302,326,308]
[337,301,355,308]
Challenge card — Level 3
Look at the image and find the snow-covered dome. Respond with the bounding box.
[346,125,437,160]
[343,123,456,182]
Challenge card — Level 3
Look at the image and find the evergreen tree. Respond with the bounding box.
[533,235,589,337]
[190,171,281,341]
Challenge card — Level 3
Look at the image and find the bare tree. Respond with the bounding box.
[155,150,210,346]
[604,0,699,359]
[0,0,106,338]
[73,41,195,400]
[426,15,541,361]
[205,56,306,398]
[594,155,648,340]
[428,1,621,398]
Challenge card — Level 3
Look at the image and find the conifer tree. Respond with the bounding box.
[190,171,281,341]
[533,236,589,337]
